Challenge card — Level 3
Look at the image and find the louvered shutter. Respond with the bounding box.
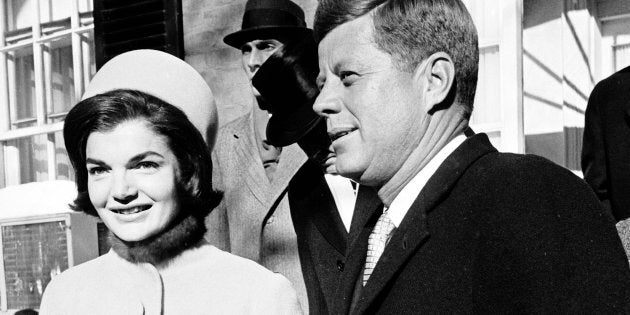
[93,0,184,69]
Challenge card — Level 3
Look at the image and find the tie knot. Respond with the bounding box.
[373,212,396,238]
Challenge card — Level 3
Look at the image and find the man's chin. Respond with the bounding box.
[324,163,338,175]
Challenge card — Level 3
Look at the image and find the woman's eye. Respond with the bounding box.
[135,161,159,170]
[88,167,108,176]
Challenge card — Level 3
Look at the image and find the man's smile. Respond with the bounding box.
[328,127,358,142]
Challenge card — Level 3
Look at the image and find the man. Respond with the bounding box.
[252,35,380,314]
[208,0,368,312]
[582,65,630,223]
[312,0,630,313]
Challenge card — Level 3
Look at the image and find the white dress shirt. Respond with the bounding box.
[386,134,467,227]
[324,174,357,232]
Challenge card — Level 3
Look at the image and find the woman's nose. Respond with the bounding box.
[111,171,138,204]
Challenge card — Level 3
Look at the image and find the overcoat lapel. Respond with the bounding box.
[268,143,307,209]
[310,171,348,254]
[345,134,498,315]
[232,115,270,205]
[332,187,383,315]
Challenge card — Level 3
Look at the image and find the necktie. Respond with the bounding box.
[363,211,396,286]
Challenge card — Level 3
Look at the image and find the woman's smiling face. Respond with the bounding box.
[85,119,180,242]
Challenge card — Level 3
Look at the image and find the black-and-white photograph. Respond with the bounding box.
[0,0,628,314]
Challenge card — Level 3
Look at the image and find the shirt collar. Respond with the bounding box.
[386,134,467,227]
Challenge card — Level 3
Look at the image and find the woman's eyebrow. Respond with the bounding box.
[126,151,165,166]
[85,151,165,166]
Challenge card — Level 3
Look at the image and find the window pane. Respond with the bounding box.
[53,130,73,182]
[82,31,96,83]
[7,47,36,129]
[4,0,34,32]
[5,134,48,184]
[0,144,5,188]
[471,45,501,125]
[39,0,72,25]
[614,43,630,71]
[2,221,69,310]
[45,37,75,116]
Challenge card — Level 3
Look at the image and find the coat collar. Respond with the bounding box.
[336,133,498,315]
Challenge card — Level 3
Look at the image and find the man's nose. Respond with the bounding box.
[111,171,138,204]
[247,49,265,73]
[312,83,342,117]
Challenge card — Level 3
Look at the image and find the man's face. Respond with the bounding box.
[241,39,284,97]
[313,15,428,186]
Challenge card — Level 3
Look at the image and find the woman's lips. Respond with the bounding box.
[110,205,151,215]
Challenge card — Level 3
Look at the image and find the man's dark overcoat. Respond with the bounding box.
[289,159,381,314]
[582,65,630,221]
[333,134,630,314]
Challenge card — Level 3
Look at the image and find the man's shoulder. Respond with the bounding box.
[591,66,630,99]
[466,151,588,198]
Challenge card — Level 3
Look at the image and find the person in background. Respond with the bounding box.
[582,65,630,223]
[39,50,301,314]
[312,0,630,313]
[252,36,380,314]
[208,0,358,311]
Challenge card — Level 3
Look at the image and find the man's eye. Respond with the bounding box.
[339,71,358,86]
[88,167,108,176]
[261,44,276,51]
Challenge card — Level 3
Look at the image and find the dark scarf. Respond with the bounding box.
[109,213,207,267]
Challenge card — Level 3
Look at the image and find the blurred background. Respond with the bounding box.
[0,0,628,313]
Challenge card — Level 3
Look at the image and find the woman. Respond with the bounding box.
[39,55,301,314]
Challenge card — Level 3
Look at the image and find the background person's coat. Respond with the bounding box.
[207,112,310,309]
[582,65,630,222]
[334,134,630,314]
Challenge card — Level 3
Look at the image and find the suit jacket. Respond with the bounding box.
[289,160,381,314]
[582,65,630,221]
[333,134,630,314]
[207,112,310,310]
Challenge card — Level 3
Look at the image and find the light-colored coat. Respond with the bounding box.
[40,244,301,314]
[206,112,309,310]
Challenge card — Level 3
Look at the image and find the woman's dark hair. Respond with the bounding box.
[63,89,221,217]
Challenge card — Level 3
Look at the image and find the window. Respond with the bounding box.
[613,42,630,71]
[0,0,95,188]
[463,0,524,153]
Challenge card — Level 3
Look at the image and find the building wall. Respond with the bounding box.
[182,0,318,128]
[523,0,630,171]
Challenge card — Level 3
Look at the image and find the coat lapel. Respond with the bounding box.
[266,143,307,209]
[311,172,348,255]
[231,114,270,205]
[332,187,383,315]
[350,134,498,314]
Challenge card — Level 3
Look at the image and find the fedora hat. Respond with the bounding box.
[82,49,219,149]
[224,0,313,49]
[252,36,325,147]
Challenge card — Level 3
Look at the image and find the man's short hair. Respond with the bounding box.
[314,0,479,115]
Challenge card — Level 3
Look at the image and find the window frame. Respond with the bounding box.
[0,0,94,187]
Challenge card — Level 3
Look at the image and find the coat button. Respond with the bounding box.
[337,260,345,271]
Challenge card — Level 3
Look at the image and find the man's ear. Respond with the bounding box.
[413,52,455,113]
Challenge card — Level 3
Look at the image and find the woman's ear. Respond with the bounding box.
[413,52,455,113]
